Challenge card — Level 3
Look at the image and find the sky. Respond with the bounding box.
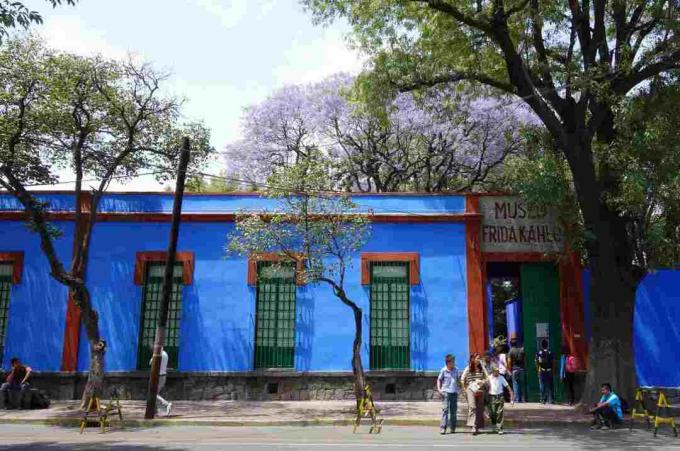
[22,0,365,190]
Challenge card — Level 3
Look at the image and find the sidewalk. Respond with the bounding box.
[0,400,590,428]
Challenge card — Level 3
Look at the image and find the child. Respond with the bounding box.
[487,366,514,434]
[437,354,459,434]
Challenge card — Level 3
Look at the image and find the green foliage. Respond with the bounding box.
[185,170,239,193]
[0,36,214,192]
[0,0,76,42]
[227,157,371,286]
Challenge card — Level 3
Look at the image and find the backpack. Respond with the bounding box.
[30,390,51,409]
[537,349,553,370]
[620,397,630,414]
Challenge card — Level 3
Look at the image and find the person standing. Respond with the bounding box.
[487,367,514,434]
[560,347,578,405]
[535,339,554,404]
[507,338,526,403]
[437,354,459,435]
[150,348,172,416]
[461,354,488,435]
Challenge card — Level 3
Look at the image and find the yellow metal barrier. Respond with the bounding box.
[79,392,124,434]
[353,385,383,434]
[653,391,678,438]
[629,388,652,431]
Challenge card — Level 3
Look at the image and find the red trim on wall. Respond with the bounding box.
[559,252,588,370]
[0,251,24,285]
[360,252,420,285]
[465,194,487,355]
[133,251,195,285]
[247,253,307,286]
[0,252,24,284]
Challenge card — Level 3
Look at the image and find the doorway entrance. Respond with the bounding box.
[486,261,564,403]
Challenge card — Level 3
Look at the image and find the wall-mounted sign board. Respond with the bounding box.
[480,196,564,253]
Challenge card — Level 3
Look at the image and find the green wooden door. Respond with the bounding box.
[520,262,563,402]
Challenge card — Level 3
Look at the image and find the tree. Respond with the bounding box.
[301,0,680,399]
[227,157,372,407]
[226,74,533,192]
[0,37,213,406]
[0,0,76,42]
[185,169,239,193]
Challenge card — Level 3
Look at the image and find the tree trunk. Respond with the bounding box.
[74,285,106,409]
[350,304,367,409]
[582,251,638,403]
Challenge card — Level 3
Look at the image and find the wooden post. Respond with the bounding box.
[144,137,191,419]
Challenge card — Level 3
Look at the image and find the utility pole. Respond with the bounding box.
[144,137,191,419]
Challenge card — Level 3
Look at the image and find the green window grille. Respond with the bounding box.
[370,261,410,370]
[0,264,12,364]
[137,262,183,370]
[254,262,296,369]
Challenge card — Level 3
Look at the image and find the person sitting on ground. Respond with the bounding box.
[590,383,624,429]
[1,357,32,409]
[487,366,514,435]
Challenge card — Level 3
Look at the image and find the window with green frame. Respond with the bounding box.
[254,262,296,369]
[370,261,410,370]
[137,262,183,370]
[0,264,12,364]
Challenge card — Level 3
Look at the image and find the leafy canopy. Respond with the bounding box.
[0,0,76,42]
[227,157,370,288]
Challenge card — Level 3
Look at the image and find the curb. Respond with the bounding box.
[0,417,591,429]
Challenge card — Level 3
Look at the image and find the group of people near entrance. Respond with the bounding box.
[437,352,514,436]
[437,337,625,435]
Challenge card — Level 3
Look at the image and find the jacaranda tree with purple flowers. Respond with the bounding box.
[225,74,534,192]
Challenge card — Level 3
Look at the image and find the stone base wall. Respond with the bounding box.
[28,372,443,402]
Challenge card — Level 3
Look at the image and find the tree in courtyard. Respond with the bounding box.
[226,74,534,192]
[0,37,213,407]
[0,0,76,42]
[302,0,680,400]
[227,157,371,406]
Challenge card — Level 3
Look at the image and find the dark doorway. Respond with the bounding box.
[487,263,521,344]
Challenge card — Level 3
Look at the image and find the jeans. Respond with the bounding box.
[593,406,622,427]
[1,382,30,408]
[511,368,525,402]
[538,370,554,403]
[564,372,576,404]
[440,392,458,431]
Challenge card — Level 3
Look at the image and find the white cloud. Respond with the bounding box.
[272,30,366,87]
[37,15,129,60]
[192,0,249,29]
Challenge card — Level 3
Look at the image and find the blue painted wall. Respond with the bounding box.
[97,193,466,215]
[2,192,469,373]
[74,221,468,373]
[0,221,72,370]
[582,268,680,386]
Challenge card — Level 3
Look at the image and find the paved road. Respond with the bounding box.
[0,424,677,450]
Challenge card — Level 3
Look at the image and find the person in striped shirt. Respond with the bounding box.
[460,353,488,435]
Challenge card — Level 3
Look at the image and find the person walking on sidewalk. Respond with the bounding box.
[508,338,526,402]
[461,353,488,435]
[437,354,459,435]
[535,339,554,404]
[150,348,173,416]
[488,366,514,434]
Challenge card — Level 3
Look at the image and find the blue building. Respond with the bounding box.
[0,191,601,400]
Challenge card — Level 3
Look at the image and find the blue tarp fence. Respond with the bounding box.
[584,269,680,387]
